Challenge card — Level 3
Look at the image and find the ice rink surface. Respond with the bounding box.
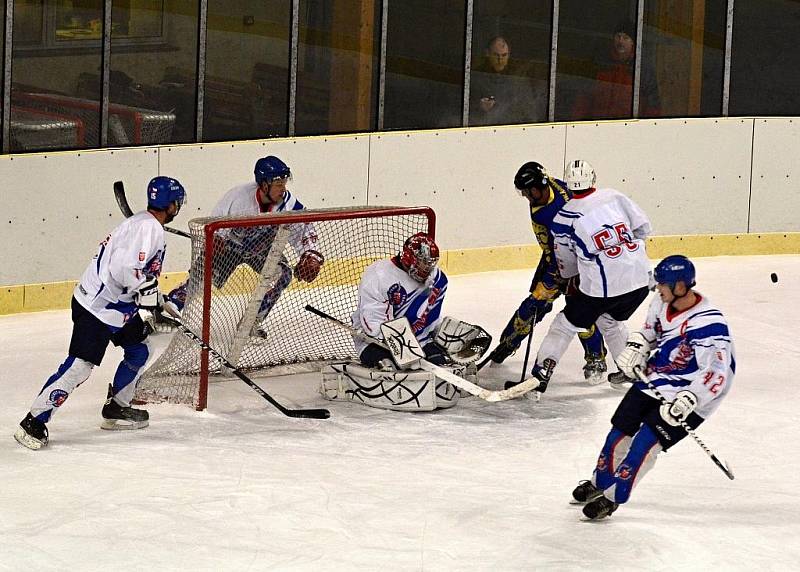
[2,255,799,571]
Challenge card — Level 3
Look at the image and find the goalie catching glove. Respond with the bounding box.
[433,317,492,364]
[615,331,653,377]
[294,250,324,282]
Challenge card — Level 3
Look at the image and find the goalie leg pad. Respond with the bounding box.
[321,363,461,411]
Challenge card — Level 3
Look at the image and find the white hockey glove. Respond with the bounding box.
[615,331,651,377]
[135,277,162,310]
[659,390,698,427]
[433,317,492,364]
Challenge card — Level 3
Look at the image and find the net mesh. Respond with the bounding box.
[135,206,434,409]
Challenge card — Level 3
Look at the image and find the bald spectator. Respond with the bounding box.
[470,36,546,126]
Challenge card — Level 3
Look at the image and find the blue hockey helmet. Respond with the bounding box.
[654,255,696,289]
[254,156,291,185]
[147,176,186,211]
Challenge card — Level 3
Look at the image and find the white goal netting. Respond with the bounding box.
[135,206,435,409]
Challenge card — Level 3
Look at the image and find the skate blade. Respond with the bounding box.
[100,419,149,431]
[13,427,46,450]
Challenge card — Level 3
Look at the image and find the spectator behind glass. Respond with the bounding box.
[469,36,546,126]
[572,21,660,120]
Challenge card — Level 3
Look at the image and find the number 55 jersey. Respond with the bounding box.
[551,187,652,298]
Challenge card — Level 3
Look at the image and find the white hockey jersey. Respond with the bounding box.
[73,211,166,328]
[550,187,652,297]
[637,292,735,419]
[352,258,448,355]
[212,182,318,254]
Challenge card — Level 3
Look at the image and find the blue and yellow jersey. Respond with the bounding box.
[528,178,571,290]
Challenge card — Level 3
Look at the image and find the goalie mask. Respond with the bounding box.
[400,233,440,283]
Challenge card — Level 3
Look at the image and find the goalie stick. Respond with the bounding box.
[173,317,330,419]
[304,305,544,403]
[633,366,733,480]
[114,181,192,239]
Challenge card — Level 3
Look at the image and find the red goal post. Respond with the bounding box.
[135,205,436,410]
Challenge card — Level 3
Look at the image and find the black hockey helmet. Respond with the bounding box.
[514,162,549,192]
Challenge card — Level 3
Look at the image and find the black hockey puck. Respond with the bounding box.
[770,272,778,283]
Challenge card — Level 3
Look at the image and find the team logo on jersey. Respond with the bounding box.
[144,251,164,276]
[49,389,69,407]
[387,283,407,307]
[615,464,633,480]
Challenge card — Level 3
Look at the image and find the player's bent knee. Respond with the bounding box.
[123,341,150,370]
[320,362,465,411]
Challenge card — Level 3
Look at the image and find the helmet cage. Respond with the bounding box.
[400,233,440,282]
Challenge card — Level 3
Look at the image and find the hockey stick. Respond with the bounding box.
[174,317,330,419]
[633,366,733,480]
[114,181,192,239]
[304,305,543,402]
[517,308,539,384]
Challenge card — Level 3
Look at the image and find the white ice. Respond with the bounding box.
[2,255,799,571]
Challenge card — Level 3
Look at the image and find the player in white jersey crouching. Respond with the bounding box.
[321,233,490,411]
[517,160,652,398]
[14,177,187,450]
[162,155,324,333]
[572,255,736,519]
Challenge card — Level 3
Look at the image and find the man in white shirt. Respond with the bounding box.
[14,177,187,450]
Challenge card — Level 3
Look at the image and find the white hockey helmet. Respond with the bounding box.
[564,159,596,191]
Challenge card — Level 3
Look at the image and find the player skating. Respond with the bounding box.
[572,255,736,519]
[14,177,187,450]
[520,160,652,398]
[487,161,607,384]
[163,155,324,334]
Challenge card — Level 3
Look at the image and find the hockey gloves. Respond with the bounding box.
[615,331,652,377]
[135,277,161,310]
[294,250,325,282]
[660,390,698,426]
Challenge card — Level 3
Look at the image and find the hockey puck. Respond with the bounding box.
[770,272,778,283]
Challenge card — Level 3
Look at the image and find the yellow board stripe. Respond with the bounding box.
[3,232,799,315]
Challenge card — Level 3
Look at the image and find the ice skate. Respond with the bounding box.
[570,480,602,504]
[582,496,619,520]
[101,385,149,430]
[608,370,635,391]
[504,358,556,400]
[582,355,607,385]
[14,413,49,450]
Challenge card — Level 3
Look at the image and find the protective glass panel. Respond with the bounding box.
[203,0,290,141]
[555,1,639,121]
[10,0,102,152]
[110,0,164,39]
[108,0,198,145]
[384,0,465,130]
[729,0,800,116]
[296,0,379,135]
[641,0,725,118]
[469,1,551,126]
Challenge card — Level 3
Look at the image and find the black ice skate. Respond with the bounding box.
[101,385,149,430]
[608,371,635,391]
[582,496,619,520]
[571,480,602,504]
[503,358,556,399]
[488,342,515,365]
[14,412,49,450]
[583,355,607,386]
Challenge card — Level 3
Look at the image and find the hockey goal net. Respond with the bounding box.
[135,206,435,410]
